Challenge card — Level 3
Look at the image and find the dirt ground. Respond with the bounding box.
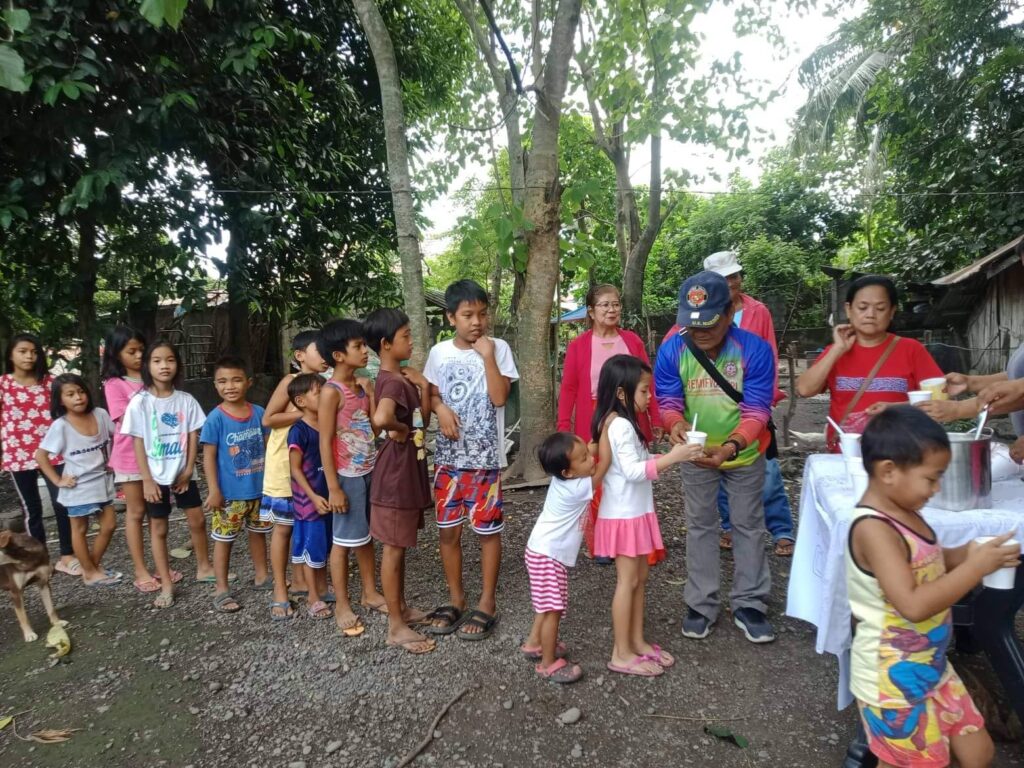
[1,395,1023,768]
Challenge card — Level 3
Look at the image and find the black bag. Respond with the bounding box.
[682,333,778,461]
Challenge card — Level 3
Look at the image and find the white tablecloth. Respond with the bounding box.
[786,452,1024,708]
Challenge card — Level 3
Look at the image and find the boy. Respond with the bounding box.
[318,319,385,636]
[364,308,435,654]
[423,279,519,640]
[200,356,271,613]
[848,406,1020,768]
[523,431,610,683]
[287,373,333,619]
[262,331,326,620]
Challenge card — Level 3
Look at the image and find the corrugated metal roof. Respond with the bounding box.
[932,233,1024,286]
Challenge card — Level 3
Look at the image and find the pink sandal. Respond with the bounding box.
[536,658,583,684]
[641,644,675,668]
[520,640,567,661]
[606,657,664,677]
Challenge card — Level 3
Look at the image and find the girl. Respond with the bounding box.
[262,331,326,620]
[102,325,182,593]
[36,374,122,586]
[121,339,211,608]
[1,333,78,575]
[592,355,701,677]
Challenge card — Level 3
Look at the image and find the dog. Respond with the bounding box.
[0,530,65,642]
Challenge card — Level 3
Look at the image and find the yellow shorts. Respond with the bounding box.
[211,499,272,542]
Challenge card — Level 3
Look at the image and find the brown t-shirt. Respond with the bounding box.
[371,369,431,509]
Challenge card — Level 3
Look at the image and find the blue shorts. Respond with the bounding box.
[261,495,294,527]
[291,517,328,568]
[332,474,372,548]
[66,500,112,518]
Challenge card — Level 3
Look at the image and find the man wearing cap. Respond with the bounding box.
[670,251,796,557]
[654,270,776,643]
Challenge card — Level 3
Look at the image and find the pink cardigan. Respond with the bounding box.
[557,328,659,443]
[664,294,785,405]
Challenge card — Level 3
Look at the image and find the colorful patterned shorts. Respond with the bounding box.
[260,495,294,526]
[434,466,503,535]
[211,499,272,542]
[859,670,985,768]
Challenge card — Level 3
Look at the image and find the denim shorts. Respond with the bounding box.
[332,474,372,547]
[66,500,112,518]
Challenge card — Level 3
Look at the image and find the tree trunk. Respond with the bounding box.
[225,207,252,373]
[621,132,670,319]
[353,0,430,368]
[512,0,582,482]
[73,213,100,392]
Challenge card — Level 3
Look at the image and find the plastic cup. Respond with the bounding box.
[974,536,1019,590]
[686,431,707,447]
[908,390,932,404]
[839,432,862,459]
[847,462,869,500]
[921,377,949,401]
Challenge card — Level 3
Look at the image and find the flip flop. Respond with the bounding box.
[213,592,242,613]
[536,658,583,684]
[773,538,795,557]
[54,559,82,576]
[322,588,337,604]
[387,637,436,655]
[456,609,498,641]
[606,657,664,677]
[155,570,184,584]
[520,641,568,661]
[360,600,389,615]
[197,572,237,585]
[269,601,294,621]
[252,578,274,592]
[336,615,366,637]
[85,574,123,587]
[307,600,333,620]
[134,578,161,593]
[422,605,465,635]
[153,592,174,609]
[641,644,675,668]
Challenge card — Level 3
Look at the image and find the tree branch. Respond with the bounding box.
[477,0,523,94]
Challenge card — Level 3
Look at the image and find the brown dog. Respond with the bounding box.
[0,530,65,642]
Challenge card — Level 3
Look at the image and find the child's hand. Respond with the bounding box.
[143,479,161,504]
[58,474,78,489]
[471,336,496,359]
[172,468,192,494]
[967,532,1022,576]
[329,487,349,514]
[356,376,373,395]
[205,489,225,512]
[313,495,331,515]
[388,423,410,443]
[402,367,427,388]
[668,442,704,464]
[693,444,735,469]
[437,404,461,440]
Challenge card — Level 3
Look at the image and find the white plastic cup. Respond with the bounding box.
[974,536,1019,590]
[920,377,949,401]
[908,390,932,404]
[686,431,707,447]
[848,463,869,500]
[839,432,862,459]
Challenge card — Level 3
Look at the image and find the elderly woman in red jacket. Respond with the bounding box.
[557,283,659,559]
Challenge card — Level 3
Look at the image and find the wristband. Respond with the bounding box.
[723,439,742,460]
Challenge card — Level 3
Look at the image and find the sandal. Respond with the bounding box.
[773,538,795,557]
[536,658,583,684]
[307,600,333,620]
[520,641,567,661]
[153,592,174,609]
[336,614,366,638]
[606,657,664,677]
[85,573,123,587]
[54,558,82,577]
[213,592,242,613]
[134,578,162,594]
[387,636,437,655]
[252,578,274,592]
[422,605,465,636]
[269,601,294,621]
[719,531,733,551]
[456,609,498,641]
[155,570,184,584]
[641,643,675,668]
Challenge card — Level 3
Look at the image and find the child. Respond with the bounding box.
[200,356,271,612]
[364,308,435,654]
[1,333,77,575]
[593,354,702,677]
[848,406,1020,768]
[262,331,326,620]
[121,339,211,608]
[522,431,612,683]
[423,280,520,640]
[287,373,332,619]
[317,319,385,636]
[35,374,122,586]
[103,325,175,593]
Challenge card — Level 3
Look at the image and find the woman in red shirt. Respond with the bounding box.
[797,275,943,450]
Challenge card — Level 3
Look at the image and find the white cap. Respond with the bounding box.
[703,250,742,277]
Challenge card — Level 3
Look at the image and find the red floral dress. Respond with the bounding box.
[0,374,59,472]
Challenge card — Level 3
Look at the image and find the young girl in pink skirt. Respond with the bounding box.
[592,355,701,677]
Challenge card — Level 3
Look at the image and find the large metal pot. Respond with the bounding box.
[931,430,993,512]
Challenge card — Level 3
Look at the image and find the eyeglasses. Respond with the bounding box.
[594,302,622,310]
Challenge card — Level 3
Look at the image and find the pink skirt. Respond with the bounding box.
[593,513,665,561]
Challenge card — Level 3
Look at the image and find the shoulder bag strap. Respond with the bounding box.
[836,334,900,426]
[682,332,743,404]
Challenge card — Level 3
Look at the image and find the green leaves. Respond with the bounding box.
[0,44,29,92]
[703,725,749,749]
[139,0,190,31]
[3,8,31,33]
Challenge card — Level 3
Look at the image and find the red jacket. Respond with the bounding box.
[557,328,660,443]
[663,293,785,406]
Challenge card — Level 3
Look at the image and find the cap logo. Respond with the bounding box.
[687,286,708,308]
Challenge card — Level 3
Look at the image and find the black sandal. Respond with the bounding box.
[456,609,498,641]
[422,605,465,635]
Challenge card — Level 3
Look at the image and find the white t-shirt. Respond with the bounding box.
[38,408,116,507]
[526,476,593,567]
[598,416,656,520]
[424,338,519,469]
[121,390,206,486]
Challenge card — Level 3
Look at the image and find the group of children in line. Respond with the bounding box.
[3,278,1022,768]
